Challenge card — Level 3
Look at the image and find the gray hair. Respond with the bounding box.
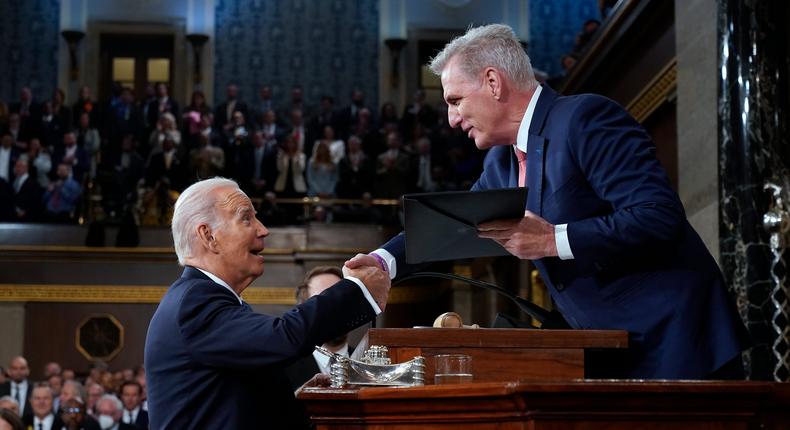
[429,24,537,91]
[172,177,240,265]
[62,380,85,401]
[97,394,122,412]
[0,395,19,408]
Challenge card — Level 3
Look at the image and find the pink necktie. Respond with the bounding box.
[514,147,526,187]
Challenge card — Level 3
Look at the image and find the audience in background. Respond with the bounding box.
[0,77,488,227]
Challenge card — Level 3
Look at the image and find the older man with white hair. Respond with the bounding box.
[144,177,390,429]
[346,23,748,380]
[94,395,134,430]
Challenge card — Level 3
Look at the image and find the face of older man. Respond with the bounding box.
[30,386,53,418]
[211,186,269,290]
[441,56,509,150]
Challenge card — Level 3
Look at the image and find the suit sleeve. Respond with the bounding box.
[565,96,685,273]
[177,279,376,369]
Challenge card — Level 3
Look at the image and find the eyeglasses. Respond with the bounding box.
[60,407,84,414]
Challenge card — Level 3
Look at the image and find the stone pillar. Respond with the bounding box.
[0,303,26,366]
[718,0,790,381]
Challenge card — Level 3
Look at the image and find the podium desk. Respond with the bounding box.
[297,380,790,429]
[367,328,629,381]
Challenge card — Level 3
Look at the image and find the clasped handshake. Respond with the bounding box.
[343,253,391,312]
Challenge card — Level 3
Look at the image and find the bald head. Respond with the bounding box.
[7,356,29,383]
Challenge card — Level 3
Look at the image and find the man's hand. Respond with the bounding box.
[343,262,391,312]
[344,253,383,271]
[478,210,558,260]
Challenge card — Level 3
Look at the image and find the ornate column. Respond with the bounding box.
[718,0,790,381]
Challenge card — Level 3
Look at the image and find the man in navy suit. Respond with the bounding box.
[346,24,748,380]
[144,177,390,429]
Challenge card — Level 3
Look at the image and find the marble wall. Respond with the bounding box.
[0,0,60,103]
[718,0,790,381]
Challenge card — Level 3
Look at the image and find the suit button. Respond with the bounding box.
[555,282,565,291]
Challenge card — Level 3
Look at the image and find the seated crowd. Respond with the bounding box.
[0,356,148,430]
[0,82,483,227]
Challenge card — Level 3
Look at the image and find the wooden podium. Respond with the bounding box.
[367,328,629,381]
[297,328,790,429]
[298,380,790,429]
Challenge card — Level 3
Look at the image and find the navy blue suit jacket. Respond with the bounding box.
[144,267,377,429]
[383,85,748,379]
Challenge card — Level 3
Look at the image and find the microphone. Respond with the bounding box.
[393,271,569,329]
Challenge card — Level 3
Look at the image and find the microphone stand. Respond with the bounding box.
[394,271,568,329]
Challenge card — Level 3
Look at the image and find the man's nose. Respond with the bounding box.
[256,219,269,237]
[448,108,462,128]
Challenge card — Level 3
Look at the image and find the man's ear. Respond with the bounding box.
[485,67,502,100]
[197,224,218,253]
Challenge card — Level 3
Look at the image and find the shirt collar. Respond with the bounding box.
[312,344,350,374]
[195,268,243,304]
[34,414,54,428]
[514,85,543,154]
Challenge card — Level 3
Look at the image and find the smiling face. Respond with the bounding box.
[441,56,510,150]
[209,186,269,292]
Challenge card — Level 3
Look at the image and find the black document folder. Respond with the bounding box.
[403,187,528,264]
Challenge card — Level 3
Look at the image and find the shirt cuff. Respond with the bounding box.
[345,275,382,315]
[555,224,574,260]
[371,248,397,279]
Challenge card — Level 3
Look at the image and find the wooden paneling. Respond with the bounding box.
[299,381,790,430]
[23,303,157,379]
[368,328,627,382]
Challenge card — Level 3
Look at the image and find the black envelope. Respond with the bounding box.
[403,187,528,264]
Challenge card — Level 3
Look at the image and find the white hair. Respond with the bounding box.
[62,380,85,400]
[429,24,537,91]
[172,177,240,265]
[0,395,19,408]
[97,394,123,412]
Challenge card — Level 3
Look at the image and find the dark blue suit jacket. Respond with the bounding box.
[383,85,748,379]
[144,267,377,429]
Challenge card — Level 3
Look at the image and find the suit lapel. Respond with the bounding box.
[525,85,559,216]
[526,136,546,215]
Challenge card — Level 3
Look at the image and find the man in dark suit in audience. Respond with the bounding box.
[119,381,148,429]
[10,87,41,132]
[146,83,179,132]
[286,266,357,391]
[144,177,391,429]
[22,382,63,430]
[53,131,90,182]
[214,84,249,132]
[0,356,32,419]
[11,158,42,222]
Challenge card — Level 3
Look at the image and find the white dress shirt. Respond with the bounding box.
[33,413,54,430]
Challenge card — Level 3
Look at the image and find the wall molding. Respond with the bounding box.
[626,60,677,123]
[0,284,442,305]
